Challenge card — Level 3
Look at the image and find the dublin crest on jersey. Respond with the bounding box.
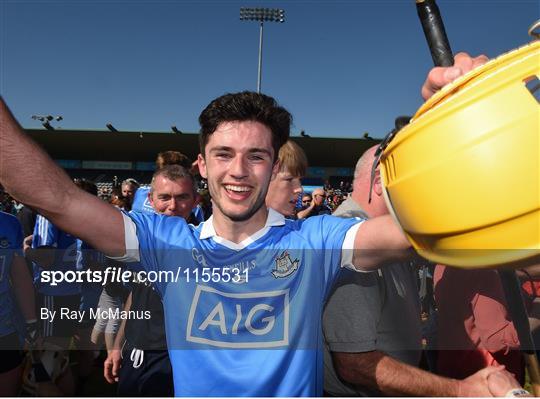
[271,251,299,278]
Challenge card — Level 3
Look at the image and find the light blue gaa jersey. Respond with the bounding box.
[131,185,153,214]
[191,204,205,224]
[0,211,24,337]
[125,209,362,396]
[32,215,80,296]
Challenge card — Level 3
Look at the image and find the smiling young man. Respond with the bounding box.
[0,53,490,396]
[117,92,380,395]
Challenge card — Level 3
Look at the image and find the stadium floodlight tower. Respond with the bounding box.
[239,7,285,93]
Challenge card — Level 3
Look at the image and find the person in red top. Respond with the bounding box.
[434,265,525,384]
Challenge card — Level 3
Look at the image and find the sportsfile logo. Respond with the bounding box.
[186,285,289,348]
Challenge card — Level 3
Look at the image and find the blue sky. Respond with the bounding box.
[1,0,538,138]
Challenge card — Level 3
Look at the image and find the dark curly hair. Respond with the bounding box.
[198,91,291,160]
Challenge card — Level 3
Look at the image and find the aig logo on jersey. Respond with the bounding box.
[186,285,289,348]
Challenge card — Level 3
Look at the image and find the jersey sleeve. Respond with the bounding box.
[117,211,158,272]
[131,186,154,214]
[32,215,58,248]
[299,215,364,296]
[123,211,190,275]
[318,215,364,265]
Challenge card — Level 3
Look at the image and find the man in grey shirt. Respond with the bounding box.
[323,145,494,397]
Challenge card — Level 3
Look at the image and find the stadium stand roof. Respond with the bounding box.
[26,128,381,168]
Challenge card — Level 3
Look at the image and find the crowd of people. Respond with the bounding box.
[0,51,538,397]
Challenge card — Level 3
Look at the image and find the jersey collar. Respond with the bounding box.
[199,208,285,250]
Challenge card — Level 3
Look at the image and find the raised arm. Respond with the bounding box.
[0,98,125,256]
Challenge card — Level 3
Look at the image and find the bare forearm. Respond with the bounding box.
[334,351,460,396]
[1,98,125,256]
[367,354,460,396]
[0,98,74,216]
[352,215,412,271]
